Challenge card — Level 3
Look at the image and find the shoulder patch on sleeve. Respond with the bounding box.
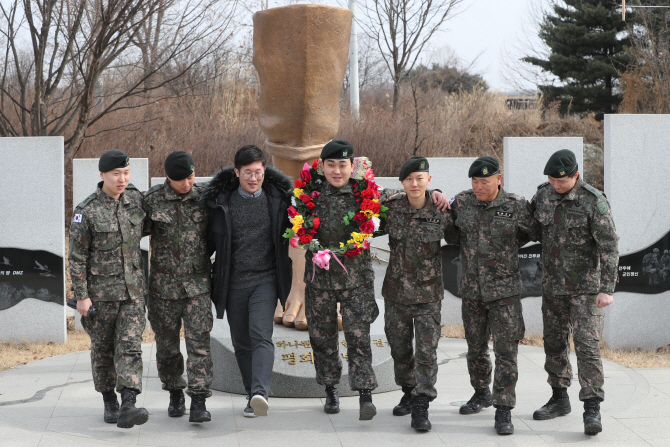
[76,192,97,210]
[72,213,83,223]
[597,201,609,215]
[582,183,603,198]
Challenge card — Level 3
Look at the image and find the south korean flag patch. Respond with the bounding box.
[73,214,83,223]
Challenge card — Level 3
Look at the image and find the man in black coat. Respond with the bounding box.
[202,145,293,418]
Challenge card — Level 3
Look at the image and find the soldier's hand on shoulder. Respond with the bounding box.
[432,191,450,211]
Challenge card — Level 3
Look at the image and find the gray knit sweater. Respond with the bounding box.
[228,188,277,289]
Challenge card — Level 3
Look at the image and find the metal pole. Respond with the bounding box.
[349,0,360,119]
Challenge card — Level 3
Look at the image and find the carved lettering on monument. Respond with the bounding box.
[0,248,64,310]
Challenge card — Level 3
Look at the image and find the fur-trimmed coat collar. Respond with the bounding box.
[201,165,293,206]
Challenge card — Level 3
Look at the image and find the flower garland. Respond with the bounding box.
[283,157,388,259]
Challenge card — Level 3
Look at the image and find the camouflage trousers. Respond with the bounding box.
[542,294,605,402]
[147,292,214,397]
[82,297,146,394]
[462,296,525,408]
[305,283,379,391]
[384,300,441,400]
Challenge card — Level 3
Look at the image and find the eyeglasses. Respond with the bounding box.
[241,172,264,180]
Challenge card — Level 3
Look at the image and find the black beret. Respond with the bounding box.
[399,156,429,181]
[99,149,129,172]
[544,149,578,178]
[468,156,499,178]
[165,151,194,181]
[321,140,354,160]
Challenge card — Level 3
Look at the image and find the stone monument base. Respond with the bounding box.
[210,298,399,397]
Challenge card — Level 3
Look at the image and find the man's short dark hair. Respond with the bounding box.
[234,145,266,170]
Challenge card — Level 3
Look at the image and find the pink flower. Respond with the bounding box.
[311,191,321,199]
[290,237,300,248]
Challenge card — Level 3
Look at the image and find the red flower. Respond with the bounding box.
[360,188,374,199]
[362,240,370,249]
[353,212,367,223]
[312,217,320,230]
[352,182,359,188]
[287,206,298,218]
[299,194,311,204]
[311,191,321,199]
[300,234,313,245]
[306,202,316,209]
[344,247,362,257]
[308,229,317,236]
[296,228,306,237]
[361,199,375,211]
[371,202,381,213]
[300,169,312,183]
[312,159,319,169]
[359,220,375,234]
[294,179,306,188]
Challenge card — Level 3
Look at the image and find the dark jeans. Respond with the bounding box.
[226,282,277,398]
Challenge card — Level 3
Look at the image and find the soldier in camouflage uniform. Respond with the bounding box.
[143,151,213,423]
[530,149,619,436]
[380,156,456,432]
[305,141,379,421]
[447,156,537,436]
[69,149,149,429]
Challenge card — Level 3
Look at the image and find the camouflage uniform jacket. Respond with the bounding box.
[143,180,211,300]
[305,181,374,290]
[448,189,536,302]
[530,177,619,295]
[69,183,146,301]
[380,192,454,304]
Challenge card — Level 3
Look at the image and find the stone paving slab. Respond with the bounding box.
[0,338,669,446]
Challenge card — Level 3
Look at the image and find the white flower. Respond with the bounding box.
[315,179,323,184]
[291,196,297,206]
[372,216,381,231]
[289,216,294,224]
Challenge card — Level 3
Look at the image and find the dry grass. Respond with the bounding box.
[441,325,670,369]
[0,318,165,372]
[0,330,90,372]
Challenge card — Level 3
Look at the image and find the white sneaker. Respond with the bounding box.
[250,394,269,416]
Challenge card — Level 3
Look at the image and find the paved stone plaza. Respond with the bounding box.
[1,337,668,447]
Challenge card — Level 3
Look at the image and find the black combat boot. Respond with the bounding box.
[533,387,571,420]
[583,398,602,435]
[410,395,431,432]
[393,386,414,416]
[168,390,186,417]
[359,389,377,421]
[494,406,514,435]
[324,385,340,414]
[102,391,119,424]
[189,395,212,423]
[117,389,149,429]
[459,387,493,415]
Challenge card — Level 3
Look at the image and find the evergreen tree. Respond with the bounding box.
[523,1,631,119]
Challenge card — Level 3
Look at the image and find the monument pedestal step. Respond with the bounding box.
[210,298,399,397]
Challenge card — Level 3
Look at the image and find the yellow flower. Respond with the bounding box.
[294,188,304,198]
[292,224,303,234]
[362,210,374,219]
[350,232,369,243]
[292,215,304,226]
[340,242,346,249]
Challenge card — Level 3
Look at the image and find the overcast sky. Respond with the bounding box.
[436,0,547,92]
[244,0,550,92]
